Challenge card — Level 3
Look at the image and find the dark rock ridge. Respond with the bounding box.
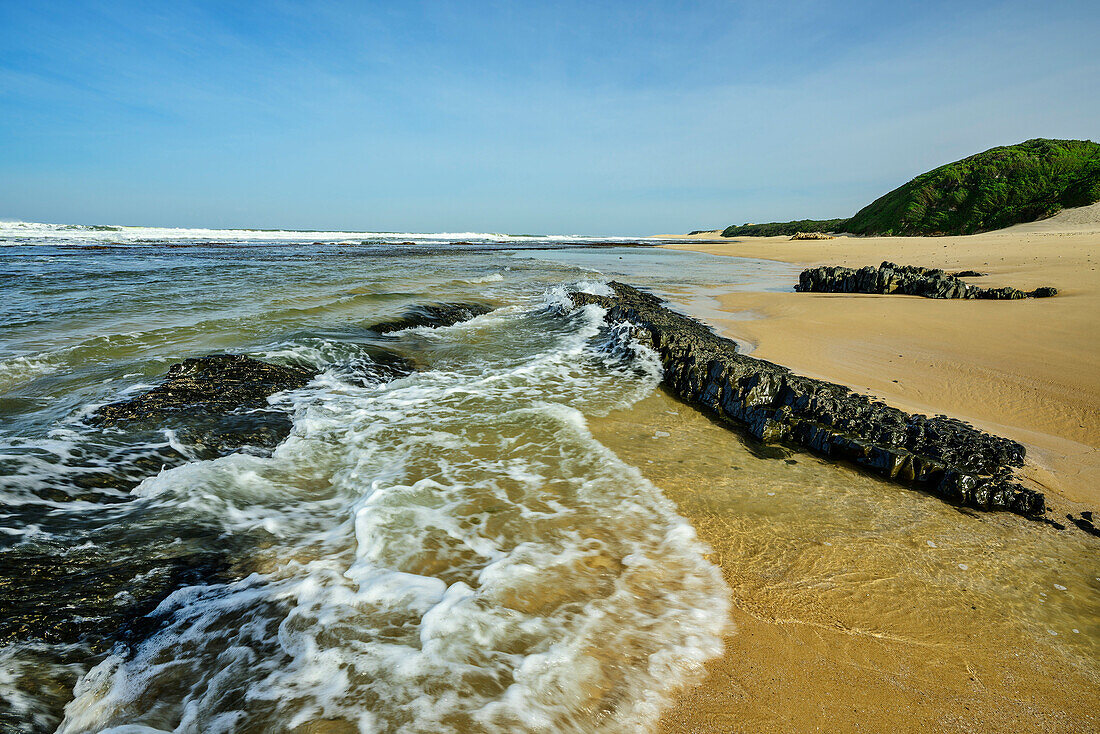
[0,543,229,650]
[94,354,316,424]
[569,282,1044,516]
[0,517,241,731]
[365,302,493,334]
[796,262,1057,300]
[91,354,318,457]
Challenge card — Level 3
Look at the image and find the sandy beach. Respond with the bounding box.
[5,2,1097,730]
[640,204,1100,732]
[660,203,1100,510]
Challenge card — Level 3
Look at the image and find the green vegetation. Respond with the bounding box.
[720,218,848,237]
[716,139,1100,237]
[846,139,1100,235]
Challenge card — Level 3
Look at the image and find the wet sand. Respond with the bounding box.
[632,206,1100,731]
[590,392,1100,733]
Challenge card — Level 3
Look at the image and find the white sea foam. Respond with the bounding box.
[0,646,88,731]
[575,280,615,297]
[57,300,728,733]
[0,354,57,391]
[538,280,613,314]
[0,220,648,246]
[462,272,506,284]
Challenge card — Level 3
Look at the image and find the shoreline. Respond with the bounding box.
[634,211,1100,731]
[655,218,1100,512]
[589,389,1099,733]
[570,282,1043,516]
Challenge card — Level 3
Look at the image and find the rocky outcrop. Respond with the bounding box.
[94,354,316,424]
[570,282,1044,517]
[0,544,229,649]
[365,302,493,333]
[790,232,835,240]
[0,541,234,734]
[91,354,319,458]
[795,262,1057,299]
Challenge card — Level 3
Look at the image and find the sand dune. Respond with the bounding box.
[1007,200,1100,232]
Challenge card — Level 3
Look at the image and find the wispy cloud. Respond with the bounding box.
[1,0,1096,233]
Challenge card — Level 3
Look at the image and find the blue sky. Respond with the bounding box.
[1,0,1097,234]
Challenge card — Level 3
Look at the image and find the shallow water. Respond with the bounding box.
[1,223,1095,733]
[594,395,1100,656]
[0,225,797,733]
[594,393,1100,730]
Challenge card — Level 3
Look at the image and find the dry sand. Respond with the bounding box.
[659,204,1100,509]
[640,204,1100,732]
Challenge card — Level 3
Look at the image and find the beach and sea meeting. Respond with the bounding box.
[2,2,1098,733]
[2,217,1098,732]
[0,223,781,731]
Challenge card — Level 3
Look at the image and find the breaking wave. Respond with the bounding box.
[47,297,728,733]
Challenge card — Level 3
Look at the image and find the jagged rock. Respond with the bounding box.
[89,347,421,458]
[795,261,1056,300]
[569,282,1044,517]
[0,544,229,650]
[977,286,1027,300]
[170,413,298,460]
[953,270,985,278]
[0,534,235,731]
[91,354,317,457]
[93,354,316,424]
[790,232,835,240]
[365,303,492,334]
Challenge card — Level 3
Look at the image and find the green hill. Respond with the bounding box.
[719,138,1100,238]
[718,219,849,237]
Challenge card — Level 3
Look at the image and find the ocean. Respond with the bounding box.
[0,222,791,732]
[2,222,1097,733]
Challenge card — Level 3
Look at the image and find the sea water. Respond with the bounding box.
[0,223,793,733]
[4,223,1095,733]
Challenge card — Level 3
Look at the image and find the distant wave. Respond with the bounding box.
[0,220,644,245]
[0,221,124,233]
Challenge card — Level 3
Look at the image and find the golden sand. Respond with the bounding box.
[630,206,1100,731]
[659,208,1100,510]
[591,390,1099,733]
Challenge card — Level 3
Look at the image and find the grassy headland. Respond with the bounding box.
[718,138,1100,237]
